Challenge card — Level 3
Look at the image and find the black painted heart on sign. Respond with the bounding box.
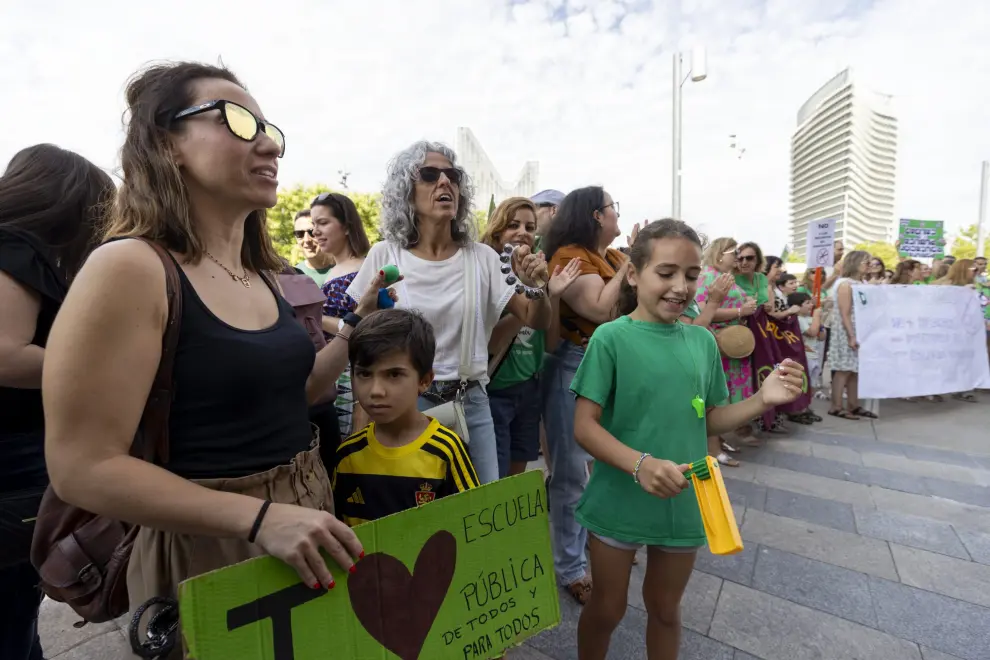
[347,530,457,660]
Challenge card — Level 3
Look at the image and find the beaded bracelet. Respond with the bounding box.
[499,244,547,299]
[632,452,651,484]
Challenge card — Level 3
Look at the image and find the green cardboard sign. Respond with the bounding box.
[898,219,944,259]
[178,471,560,660]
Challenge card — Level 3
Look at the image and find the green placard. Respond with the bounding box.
[898,219,944,259]
[178,471,559,660]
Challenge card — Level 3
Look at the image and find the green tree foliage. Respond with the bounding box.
[853,241,898,267]
[267,184,381,261]
[474,209,489,236]
[949,224,989,259]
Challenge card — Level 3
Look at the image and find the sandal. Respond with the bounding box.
[850,407,878,419]
[567,576,593,605]
[952,393,978,403]
[717,452,740,467]
[828,409,860,420]
[807,412,823,422]
[787,413,813,425]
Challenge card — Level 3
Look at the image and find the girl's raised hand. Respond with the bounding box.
[548,259,582,298]
[637,457,690,498]
[758,358,806,407]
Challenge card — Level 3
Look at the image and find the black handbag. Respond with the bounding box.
[0,485,47,568]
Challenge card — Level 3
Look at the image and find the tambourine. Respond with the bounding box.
[499,244,547,299]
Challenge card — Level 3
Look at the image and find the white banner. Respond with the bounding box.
[854,284,990,398]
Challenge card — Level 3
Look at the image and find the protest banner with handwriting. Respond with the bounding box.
[854,284,990,398]
[178,470,559,660]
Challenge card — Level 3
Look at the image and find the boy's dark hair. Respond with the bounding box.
[618,218,703,316]
[776,272,797,287]
[294,208,311,220]
[787,291,811,308]
[348,308,436,377]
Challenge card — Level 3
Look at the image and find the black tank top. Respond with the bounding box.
[165,253,316,479]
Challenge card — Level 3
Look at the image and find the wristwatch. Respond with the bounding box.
[338,312,362,331]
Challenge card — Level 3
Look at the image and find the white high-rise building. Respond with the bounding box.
[455,127,539,208]
[790,69,898,253]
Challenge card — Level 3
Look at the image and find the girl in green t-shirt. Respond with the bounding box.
[570,219,806,660]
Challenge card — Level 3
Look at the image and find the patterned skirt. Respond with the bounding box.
[828,321,859,373]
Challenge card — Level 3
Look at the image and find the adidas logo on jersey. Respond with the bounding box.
[346,488,365,505]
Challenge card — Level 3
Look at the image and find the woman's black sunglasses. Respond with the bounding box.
[418,166,462,186]
[171,100,286,158]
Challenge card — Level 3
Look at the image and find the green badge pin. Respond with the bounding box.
[691,396,705,419]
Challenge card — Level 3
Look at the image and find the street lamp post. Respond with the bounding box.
[671,48,707,220]
[978,160,988,258]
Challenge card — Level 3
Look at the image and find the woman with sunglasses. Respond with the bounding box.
[346,141,553,488]
[864,256,886,284]
[734,242,773,311]
[41,63,377,651]
[0,144,113,660]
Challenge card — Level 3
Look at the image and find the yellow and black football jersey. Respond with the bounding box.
[329,418,479,527]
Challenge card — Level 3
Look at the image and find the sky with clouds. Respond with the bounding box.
[2,0,988,255]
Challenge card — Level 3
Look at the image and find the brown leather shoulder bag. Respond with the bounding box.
[30,238,182,623]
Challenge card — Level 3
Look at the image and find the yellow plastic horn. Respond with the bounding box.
[688,456,743,555]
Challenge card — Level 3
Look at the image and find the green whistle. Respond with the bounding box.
[691,396,705,419]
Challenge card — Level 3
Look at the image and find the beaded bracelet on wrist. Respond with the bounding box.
[499,244,547,299]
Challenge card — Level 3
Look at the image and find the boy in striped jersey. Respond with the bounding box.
[330,308,479,527]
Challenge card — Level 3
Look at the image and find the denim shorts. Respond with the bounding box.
[488,377,542,477]
[591,532,702,554]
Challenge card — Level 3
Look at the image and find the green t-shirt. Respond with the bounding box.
[734,272,769,304]
[489,327,546,390]
[295,261,333,286]
[570,316,730,546]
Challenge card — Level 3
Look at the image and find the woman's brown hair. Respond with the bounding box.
[891,259,921,284]
[0,144,114,281]
[935,258,976,286]
[310,193,371,258]
[103,61,282,272]
[481,197,538,252]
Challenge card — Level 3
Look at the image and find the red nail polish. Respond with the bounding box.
[349,565,357,574]
[312,582,321,589]
[358,551,365,559]
[328,580,336,589]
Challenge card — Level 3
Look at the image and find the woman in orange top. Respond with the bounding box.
[542,185,628,605]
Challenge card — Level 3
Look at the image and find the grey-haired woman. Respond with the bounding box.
[347,141,553,484]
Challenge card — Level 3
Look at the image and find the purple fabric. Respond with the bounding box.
[747,310,812,427]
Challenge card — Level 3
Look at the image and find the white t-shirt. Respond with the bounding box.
[347,241,515,385]
[798,316,821,358]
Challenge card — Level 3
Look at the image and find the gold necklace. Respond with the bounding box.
[205,251,252,288]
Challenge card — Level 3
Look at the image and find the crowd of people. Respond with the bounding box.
[0,59,983,660]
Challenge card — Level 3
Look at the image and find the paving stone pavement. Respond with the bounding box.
[37,397,990,659]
